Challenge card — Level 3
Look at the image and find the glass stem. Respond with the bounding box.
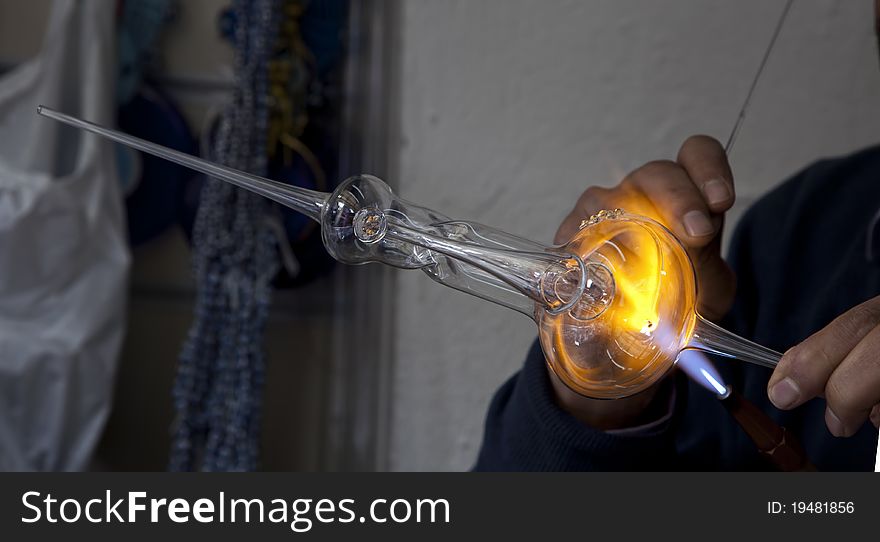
[686,313,781,369]
[37,106,328,220]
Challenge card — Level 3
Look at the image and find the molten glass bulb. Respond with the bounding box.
[537,210,698,398]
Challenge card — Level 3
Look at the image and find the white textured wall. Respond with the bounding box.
[388,0,880,470]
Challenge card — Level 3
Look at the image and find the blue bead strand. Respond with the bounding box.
[170,0,282,472]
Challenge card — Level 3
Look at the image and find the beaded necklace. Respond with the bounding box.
[170,0,281,472]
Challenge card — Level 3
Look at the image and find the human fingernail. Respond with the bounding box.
[683,210,714,237]
[703,179,731,206]
[870,408,880,428]
[769,377,800,409]
[825,407,846,437]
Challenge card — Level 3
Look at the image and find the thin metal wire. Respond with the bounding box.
[724,0,795,155]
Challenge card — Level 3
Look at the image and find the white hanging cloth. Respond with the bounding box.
[0,0,130,470]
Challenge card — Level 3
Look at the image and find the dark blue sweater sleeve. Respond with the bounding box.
[474,341,687,471]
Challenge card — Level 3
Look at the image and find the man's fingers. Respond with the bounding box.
[624,160,719,247]
[768,297,880,411]
[555,136,733,247]
[554,183,654,244]
[676,135,735,213]
[823,325,880,436]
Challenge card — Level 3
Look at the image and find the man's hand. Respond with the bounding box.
[768,296,880,436]
[551,135,737,429]
[555,135,736,321]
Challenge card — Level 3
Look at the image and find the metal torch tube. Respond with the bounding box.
[718,389,816,472]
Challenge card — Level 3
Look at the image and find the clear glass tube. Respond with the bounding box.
[37,107,597,316]
[38,105,785,399]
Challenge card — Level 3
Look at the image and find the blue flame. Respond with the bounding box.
[677,350,728,396]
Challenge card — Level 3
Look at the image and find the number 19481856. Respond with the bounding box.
[768,501,854,514]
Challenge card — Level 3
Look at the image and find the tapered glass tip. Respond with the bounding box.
[37,105,328,221]
[686,313,781,369]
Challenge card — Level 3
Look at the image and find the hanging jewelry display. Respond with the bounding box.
[265,0,346,287]
[265,0,325,282]
[170,0,281,472]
